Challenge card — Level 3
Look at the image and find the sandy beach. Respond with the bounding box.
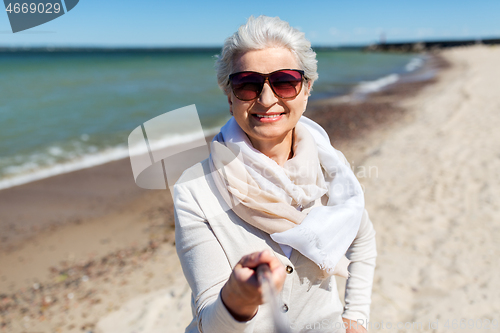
[1,45,499,333]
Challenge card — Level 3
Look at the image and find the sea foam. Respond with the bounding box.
[0,127,220,190]
[356,73,400,94]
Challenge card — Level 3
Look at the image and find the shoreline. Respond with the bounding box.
[0,47,475,333]
[307,52,449,162]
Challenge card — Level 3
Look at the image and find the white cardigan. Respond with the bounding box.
[174,158,377,333]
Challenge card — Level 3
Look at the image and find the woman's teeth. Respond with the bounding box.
[256,114,281,118]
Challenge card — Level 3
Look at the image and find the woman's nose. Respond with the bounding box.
[257,81,279,106]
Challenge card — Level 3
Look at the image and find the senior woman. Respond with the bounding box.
[174,16,376,333]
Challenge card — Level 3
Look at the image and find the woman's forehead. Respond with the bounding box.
[232,47,299,74]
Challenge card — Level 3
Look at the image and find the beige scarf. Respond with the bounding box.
[209,117,364,278]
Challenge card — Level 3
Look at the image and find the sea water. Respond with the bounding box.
[0,48,422,189]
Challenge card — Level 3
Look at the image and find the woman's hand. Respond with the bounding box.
[342,317,367,333]
[221,250,286,321]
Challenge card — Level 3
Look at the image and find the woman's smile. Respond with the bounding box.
[251,112,285,122]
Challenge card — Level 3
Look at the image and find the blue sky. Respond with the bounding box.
[1,0,499,47]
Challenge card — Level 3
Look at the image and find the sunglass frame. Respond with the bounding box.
[228,69,306,101]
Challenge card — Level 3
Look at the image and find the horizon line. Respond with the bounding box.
[0,36,499,52]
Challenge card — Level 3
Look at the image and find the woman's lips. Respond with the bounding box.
[251,113,284,123]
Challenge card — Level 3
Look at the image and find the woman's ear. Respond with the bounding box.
[303,80,312,101]
[306,80,312,97]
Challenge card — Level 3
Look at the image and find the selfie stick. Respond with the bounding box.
[256,264,291,333]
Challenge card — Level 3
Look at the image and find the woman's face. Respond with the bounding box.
[228,47,311,149]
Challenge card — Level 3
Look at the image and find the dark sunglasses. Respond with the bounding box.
[228,69,306,101]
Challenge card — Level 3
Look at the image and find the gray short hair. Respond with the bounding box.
[215,15,318,96]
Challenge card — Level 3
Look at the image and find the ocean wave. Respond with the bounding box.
[0,127,221,190]
[405,57,424,72]
[355,73,400,95]
[353,56,426,97]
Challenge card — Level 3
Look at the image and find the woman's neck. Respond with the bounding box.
[248,129,294,167]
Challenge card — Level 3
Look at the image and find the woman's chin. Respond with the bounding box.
[248,128,293,144]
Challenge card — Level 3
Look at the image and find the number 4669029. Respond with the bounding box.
[5,2,62,14]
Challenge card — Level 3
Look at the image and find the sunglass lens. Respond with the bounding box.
[230,73,263,101]
[269,70,303,98]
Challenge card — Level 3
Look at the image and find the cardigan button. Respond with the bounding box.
[282,304,289,312]
[286,265,293,274]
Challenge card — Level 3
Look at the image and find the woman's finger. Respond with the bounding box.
[233,263,259,287]
[239,250,271,268]
[252,250,286,292]
[263,252,286,292]
[236,250,286,291]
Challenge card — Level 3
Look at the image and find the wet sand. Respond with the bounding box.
[1,45,499,333]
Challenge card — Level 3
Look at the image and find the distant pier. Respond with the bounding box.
[366,38,500,52]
